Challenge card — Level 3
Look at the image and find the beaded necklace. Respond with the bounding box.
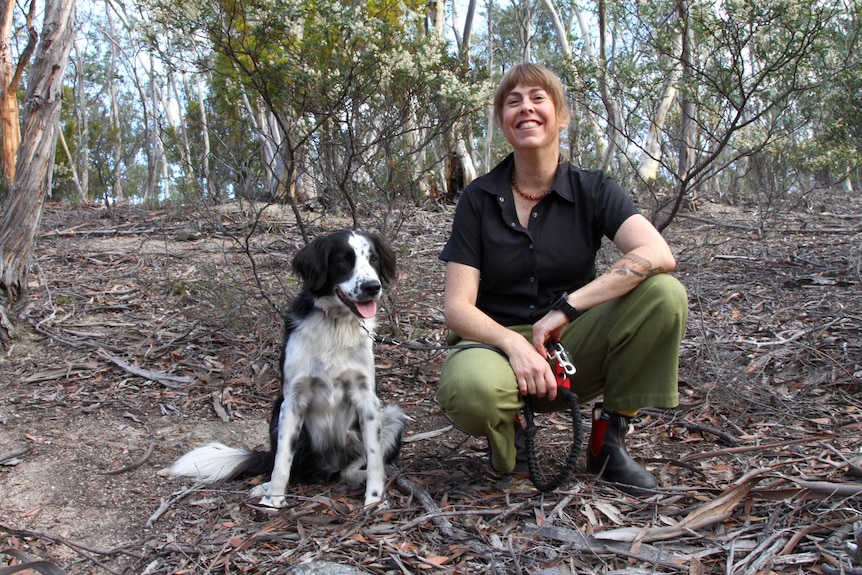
[511,170,549,201]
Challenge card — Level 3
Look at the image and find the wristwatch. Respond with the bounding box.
[551,292,582,322]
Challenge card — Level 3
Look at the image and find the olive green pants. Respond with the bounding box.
[436,274,688,472]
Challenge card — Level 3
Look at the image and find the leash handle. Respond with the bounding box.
[523,339,583,493]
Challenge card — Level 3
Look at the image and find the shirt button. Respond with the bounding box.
[529,304,535,310]
[529,277,535,282]
[532,212,538,218]
[499,197,505,203]
[529,244,534,249]
[511,222,517,227]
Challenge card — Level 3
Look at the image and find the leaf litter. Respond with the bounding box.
[0,197,860,574]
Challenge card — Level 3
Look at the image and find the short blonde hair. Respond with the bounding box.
[493,63,571,130]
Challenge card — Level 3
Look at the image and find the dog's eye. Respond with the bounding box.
[369,255,379,265]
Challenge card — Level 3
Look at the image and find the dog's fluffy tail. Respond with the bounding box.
[160,443,274,483]
[382,405,407,462]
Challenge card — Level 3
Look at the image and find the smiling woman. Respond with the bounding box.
[492,65,572,220]
[436,62,688,493]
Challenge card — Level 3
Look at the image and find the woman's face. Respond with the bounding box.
[501,83,560,152]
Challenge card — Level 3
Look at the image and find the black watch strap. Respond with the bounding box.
[552,292,582,322]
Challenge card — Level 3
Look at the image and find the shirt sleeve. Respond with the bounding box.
[439,186,484,268]
[594,174,640,241]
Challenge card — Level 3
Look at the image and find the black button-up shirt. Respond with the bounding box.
[440,154,639,327]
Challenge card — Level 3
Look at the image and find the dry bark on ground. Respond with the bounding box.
[1,198,860,574]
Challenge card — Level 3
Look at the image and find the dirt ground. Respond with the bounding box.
[1,197,860,574]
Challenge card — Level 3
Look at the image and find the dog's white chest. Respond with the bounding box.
[283,316,374,399]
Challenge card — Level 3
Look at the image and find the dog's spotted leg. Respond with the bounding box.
[351,378,387,507]
[256,395,305,509]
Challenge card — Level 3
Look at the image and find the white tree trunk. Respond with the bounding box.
[430,0,445,40]
[196,74,213,201]
[58,128,85,201]
[72,39,89,198]
[539,0,571,57]
[483,0,495,172]
[106,2,124,200]
[171,72,196,194]
[565,2,608,160]
[638,33,683,183]
[436,0,478,195]
[597,0,627,170]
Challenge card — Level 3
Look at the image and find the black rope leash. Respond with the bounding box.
[522,340,583,493]
[372,333,506,354]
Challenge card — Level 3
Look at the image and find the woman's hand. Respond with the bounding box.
[505,332,558,401]
[532,309,568,353]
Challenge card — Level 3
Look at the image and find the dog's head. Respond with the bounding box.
[292,231,397,319]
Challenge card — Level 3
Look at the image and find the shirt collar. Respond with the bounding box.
[479,153,574,203]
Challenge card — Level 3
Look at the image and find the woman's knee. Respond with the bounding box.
[438,368,505,415]
[437,351,519,432]
[639,274,689,320]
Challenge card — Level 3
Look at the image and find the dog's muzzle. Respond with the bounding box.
[338,282,380,319]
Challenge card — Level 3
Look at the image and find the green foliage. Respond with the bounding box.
[43,0,859,221]
[146,0,487,227]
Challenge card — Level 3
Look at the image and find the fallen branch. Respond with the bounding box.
[0,548,66,575]
[679,434,834,463]
[794,479,862,498]
[0,525,124,575]
[96,348,194,389]
[642,409,739,446]
[0,445,31,465]
[146,483,202,528]
[527,524,687,570]
[402,426,453,443]
[394,475,468,541]
[99,442,155,475]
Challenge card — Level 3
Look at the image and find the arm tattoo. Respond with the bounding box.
[611,254,666,278]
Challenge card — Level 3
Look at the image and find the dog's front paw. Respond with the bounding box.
[250,482,288,508]
[363,486,388,509]
[258,494,289,508]
[364,495,389,509]
[249,482,269,498]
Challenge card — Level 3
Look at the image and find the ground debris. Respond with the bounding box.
[1,201,861,574]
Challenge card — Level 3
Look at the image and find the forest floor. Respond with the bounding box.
[0,195,860,575]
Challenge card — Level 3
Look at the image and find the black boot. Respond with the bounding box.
[586,404,657,491]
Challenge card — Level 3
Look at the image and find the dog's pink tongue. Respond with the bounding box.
[356,300,378,318]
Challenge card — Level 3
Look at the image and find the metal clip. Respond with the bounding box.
[547,341,576,375]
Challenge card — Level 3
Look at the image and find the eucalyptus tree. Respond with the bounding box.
[645,0,856,228]
[565,0,857,227]
[782,0,861,199]
[146,0,485,239]
[480,0,857,229]
[0,0,76,341]
[0,0,37,194]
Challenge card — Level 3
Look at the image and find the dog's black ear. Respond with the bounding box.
[292,235,331,292]
[370,233,397,285]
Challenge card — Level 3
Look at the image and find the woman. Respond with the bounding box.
[437,63,688,491]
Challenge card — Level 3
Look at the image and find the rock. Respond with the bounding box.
[289,561,371,575]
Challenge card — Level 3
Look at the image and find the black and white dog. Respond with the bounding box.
[163,230,406,507]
